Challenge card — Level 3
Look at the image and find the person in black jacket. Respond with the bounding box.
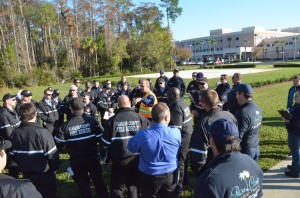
[82,92,98,121]
[129,78,144,112]
[186,72,200,98]
[101,95,150,198]
[227,73,242,114]
[235,84,263,162]
[96,85,117,124]
[39,88,59,134]
[52,89,64,127]
[167,69,186,97]
[91,80,102,103]
[0,137,42,198]
[10,103,60,198]
[153,78,169,104]
[215,74,232,110]
[190,89,237,176]
[62,84,81,120]
[54,98,109,198]
[0,93,21,178]
[117,76,131,93]
[155,69,169,90]
[167,87,193,195]
[282,86,300,178]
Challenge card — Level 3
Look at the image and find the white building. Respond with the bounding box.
[176,26,300,61]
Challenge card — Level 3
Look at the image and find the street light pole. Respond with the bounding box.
[189,44,192,61]
[281,52,285,62]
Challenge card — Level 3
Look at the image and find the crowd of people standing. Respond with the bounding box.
[0,70,299,198]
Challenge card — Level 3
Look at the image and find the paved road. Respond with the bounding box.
[129,68,277,79]
[263,156,300,198]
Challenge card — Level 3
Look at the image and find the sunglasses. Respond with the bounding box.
[46,94,52,96]
[71,90,76,92]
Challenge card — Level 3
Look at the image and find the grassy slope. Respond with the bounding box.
[0,67,299,197]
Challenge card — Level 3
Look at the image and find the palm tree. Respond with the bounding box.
[199,40,204,61]
[292,36,298,60]
[273,41,280,59]
[210,38,218,60]
[261,43,266,59]
[244,39,249,61]
[280,40,286,59]
[193,40,197,61]
[82,36,97,76]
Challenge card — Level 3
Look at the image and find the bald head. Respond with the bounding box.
[118,95,131,108]
[167,87,181,102]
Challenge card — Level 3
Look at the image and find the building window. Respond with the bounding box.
[289,42,293,45]
[220,48,223,50]
[285,43,288,45]
[203,49,206,52]
[220,39,222,42]
[267,44,270,47]
[236,37,239,40]
[236,46,239,48]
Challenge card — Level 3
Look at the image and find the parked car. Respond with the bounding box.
[214,60,222,65]
[223,59,231,64]
[176,60,187,65]
[206,60,214,65]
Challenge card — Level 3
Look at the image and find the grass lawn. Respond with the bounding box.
[0,67,299,197]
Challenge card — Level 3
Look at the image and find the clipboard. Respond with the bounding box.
[278,109,293,120]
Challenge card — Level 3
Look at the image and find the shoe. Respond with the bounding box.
[287,165,292,169]
[285,171,299,178]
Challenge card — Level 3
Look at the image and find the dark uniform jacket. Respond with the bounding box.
[101,108,150,161]
[286,104,300,136]
[227,83,240,114]
[91,86,102,103]
[190,108,237,174]
[216,83,232,102]
[62,95,82,120]
[0,174,42,198]
[84,102,98,121]
[117,81,131,93]
[234,100,263,153]
[54,113,103,161]
[129,86,144,112]
[168,98,193,135]
[38,99,59,125]
[195,152,263,198]
[153,87,169,104]
[0,107,20,140]
[53,97,64,127]
[186,80,199,96]
[167,76,186,97]
[96,92,117,120]
[190,90,207,124]
[287,85,298,109]
[9,122,60,174]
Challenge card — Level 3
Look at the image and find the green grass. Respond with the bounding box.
[1,67,299,197]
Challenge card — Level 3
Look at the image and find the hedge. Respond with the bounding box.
[273,63,300,67]
[205,64,256,69]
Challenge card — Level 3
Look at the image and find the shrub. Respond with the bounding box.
[273,63,300,67]
[214,64,256,69]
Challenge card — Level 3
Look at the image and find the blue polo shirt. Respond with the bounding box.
[128,123,181,175]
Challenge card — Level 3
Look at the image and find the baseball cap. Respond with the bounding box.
[197,77,208,84]
[173,69,179,73]
[53,89,60,96]
[0,136,12,150]
[158,78,165,83]
[3,93,16,102]
[160,69,165,74]
[196,72,204,79]
[208,119,240,144]
[21,90,32,97]
[236,83,253,95]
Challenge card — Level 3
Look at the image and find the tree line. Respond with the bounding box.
[0,0,182,88]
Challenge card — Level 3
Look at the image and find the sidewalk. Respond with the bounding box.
[263,156,300,198]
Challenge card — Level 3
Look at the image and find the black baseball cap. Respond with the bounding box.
[21,90,32,97]
[0,136,12,150]
[173,69,179,73]
[2,93,16,102]
[160,69,165,74]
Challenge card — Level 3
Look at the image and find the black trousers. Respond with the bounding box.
[178,133,192,191]
[139,171,178,198]
[70,158,109,198]
[23,171,57,198]
[110,156,139,198]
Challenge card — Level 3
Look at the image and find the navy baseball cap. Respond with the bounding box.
[2,93,16,102]
[208,120,240,144]
[0,136,12,150]
[197,77,208,84]
[160,69,165,74]
[196,72,204,79]
[173,69,179,73]
[236,84,253,95]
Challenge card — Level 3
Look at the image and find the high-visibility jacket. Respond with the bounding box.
[139,91,158,119]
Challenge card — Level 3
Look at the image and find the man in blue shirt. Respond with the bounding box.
[128,102,181,198]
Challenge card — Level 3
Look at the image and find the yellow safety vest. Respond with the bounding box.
[139,91,158,119]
